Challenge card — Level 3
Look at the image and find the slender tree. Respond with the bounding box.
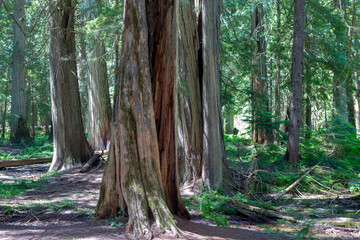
[11,0,30,143]
[250,2,269,144]
[285,0,305,163]
[85,0,112,151]
[49,0,93,171]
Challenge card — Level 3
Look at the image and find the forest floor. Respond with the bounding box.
[0,164,358,240]
[0,164,298,240]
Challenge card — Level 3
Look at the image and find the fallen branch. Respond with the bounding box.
[0,157,52,168]
[80,151,103,173]
[232,201,296,222]
[273,163,319,201]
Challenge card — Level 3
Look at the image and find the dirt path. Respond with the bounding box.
[0,165,299,240]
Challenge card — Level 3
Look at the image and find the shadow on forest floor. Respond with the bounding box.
[0,165,300,240]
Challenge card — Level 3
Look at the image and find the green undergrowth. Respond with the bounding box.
[1,199,94,218]
[185,189,275,227]
[0,131,53,160]
[224,120,360,196]
[0,171,61,198]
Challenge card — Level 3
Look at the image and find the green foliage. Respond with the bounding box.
[0,171,60,198]
[0,131,53,160]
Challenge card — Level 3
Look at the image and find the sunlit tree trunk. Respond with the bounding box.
[176,0,203,185]
[11,0,30,143]
[1,70,10,138]
[77,7,89,132]
[96,0,188,237]
[200,0,230,190]
[285,0,305,163]
[85,0,112,150]
[49,0,93,171]
[355,72,360,134]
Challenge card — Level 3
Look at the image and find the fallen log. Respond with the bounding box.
[273,163,319,201]
[80,152,103,173]
[0,157,52,168]
[232,201,297,222]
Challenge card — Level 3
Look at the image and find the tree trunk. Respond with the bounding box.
[200,0,230,190]
[285,0,305,163]
[85,0,112,151]
[176,0,203,185]
[96,0,188,237]
[304,19,311,139]
[77,12,89,132]
[333,71,348,122]
[1,80,9,138]
[49,0,93,171]
[305,80,312,139]
[354,72,360,134]
[275,0,281,121]
[225,109,235,134]
[149,0,189,218]
[346,78,355,127]
[11,0,30,143]
[251,3,269,144]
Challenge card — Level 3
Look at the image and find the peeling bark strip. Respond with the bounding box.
[97,0,187,237]
[49,0,93,171]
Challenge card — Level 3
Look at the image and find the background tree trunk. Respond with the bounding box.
[354,72,360,134]
[346,78,355,127]
[11,0,30,143]
[200,0,229,190]
[333,71,348,122]
[285,0,305,163]
[176,0,203,185]
[85,0,112,151]
[49,0,93,171]
[251,2,269,144]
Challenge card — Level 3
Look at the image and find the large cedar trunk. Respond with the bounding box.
[285,0,305,163]
[49,0,93,171]
[200,0,230,190]
[150,0,189,218]
[96,0,188,237]
[176,0,203,185]
[11,0,30,143]
[85,0,112,150]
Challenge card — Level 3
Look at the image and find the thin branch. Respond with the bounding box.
[1,0,28,45]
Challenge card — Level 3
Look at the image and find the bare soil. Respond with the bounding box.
[0,164,299,240]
